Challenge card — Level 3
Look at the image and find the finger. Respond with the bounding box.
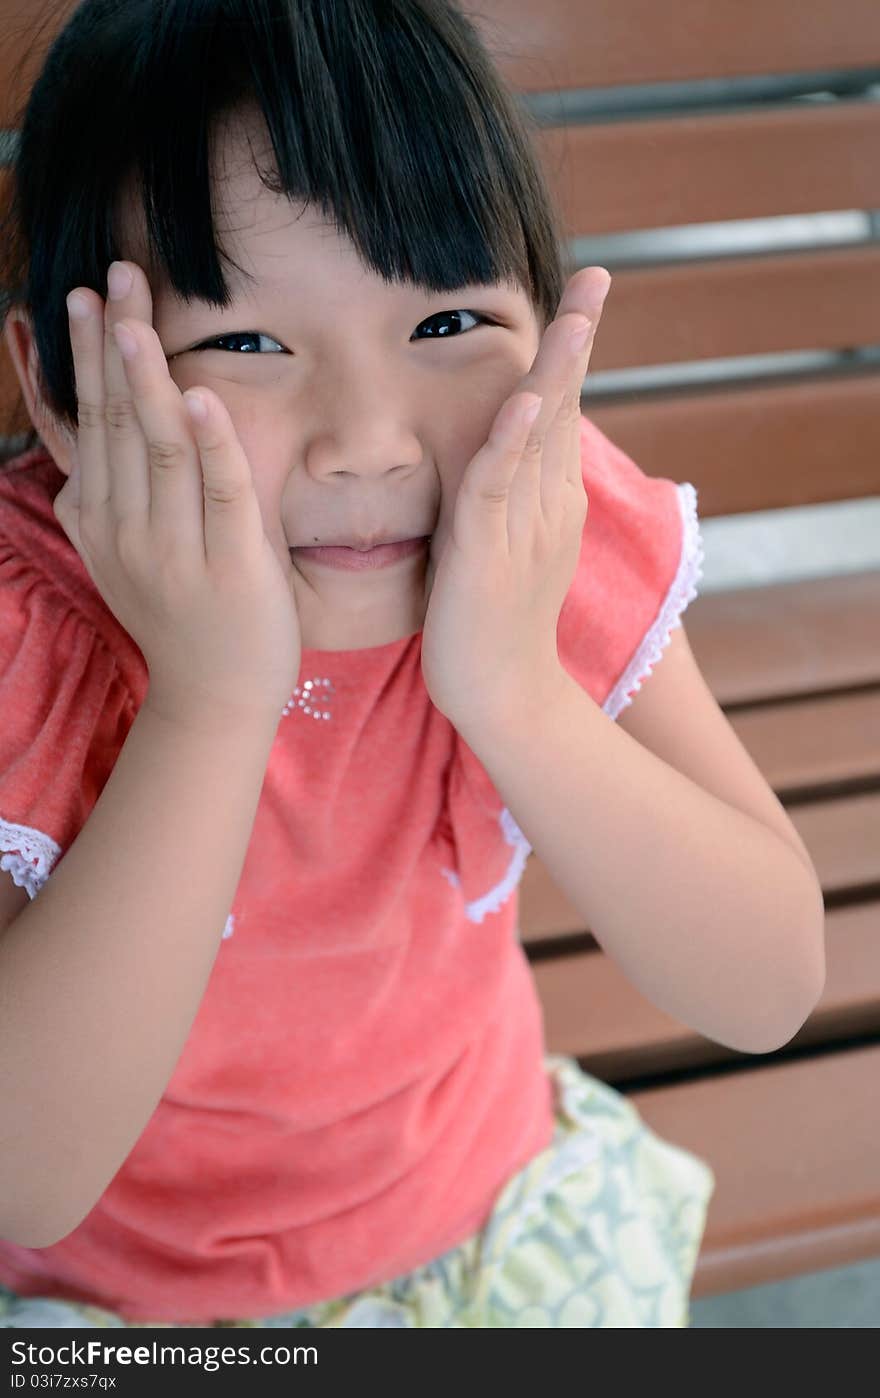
[65,287,111,517]
[552,268,611,491]
[103,261,152,521]
[457,392,542,553]
[111,318,210,560]
[538,311,595,512]
[505,314,585,540]
[181,387,267,566]
[532,274,610,512]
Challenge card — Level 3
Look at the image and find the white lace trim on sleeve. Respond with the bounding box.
[0,817,62,899]
[603,481,704,722]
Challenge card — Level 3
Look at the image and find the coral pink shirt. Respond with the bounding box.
[0,416,702,1322]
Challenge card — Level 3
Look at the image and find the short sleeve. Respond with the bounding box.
[557,414,704,720]
[0,539,138,900]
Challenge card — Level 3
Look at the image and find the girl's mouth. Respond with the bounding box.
[290,537,430,571]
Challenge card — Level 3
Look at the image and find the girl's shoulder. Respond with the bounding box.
[0,446,147,899]
[0,444,149,697]
[561,415,704,719]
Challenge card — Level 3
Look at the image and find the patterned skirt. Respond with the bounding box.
[0,1055,715,1329]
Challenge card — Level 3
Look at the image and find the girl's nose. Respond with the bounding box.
[305,404,424,481]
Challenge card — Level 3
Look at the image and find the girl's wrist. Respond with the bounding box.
[142,683,282,742]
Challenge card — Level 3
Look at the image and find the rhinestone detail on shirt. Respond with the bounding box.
[281,677,336,721]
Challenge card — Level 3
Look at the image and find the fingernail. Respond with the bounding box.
[521,395,543,427]
[185,393,208,424]
[113,324,139,360]
[66,293,90,321]
[108,262,133,300]
[591,272,612,313]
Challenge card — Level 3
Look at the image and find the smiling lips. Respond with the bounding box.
[290,537,430,570]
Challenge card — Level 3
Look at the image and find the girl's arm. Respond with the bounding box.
[0,700,280,1249]
[455,660,826,1057]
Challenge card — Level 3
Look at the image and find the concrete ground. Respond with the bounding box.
[689,1256,880,1328]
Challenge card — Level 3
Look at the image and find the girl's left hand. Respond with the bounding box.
[420,267,612,737]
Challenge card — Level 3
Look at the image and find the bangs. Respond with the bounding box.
[123,0,549,303]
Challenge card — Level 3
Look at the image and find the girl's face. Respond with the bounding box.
[28,112,545,653]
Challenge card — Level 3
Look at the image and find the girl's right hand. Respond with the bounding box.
[53,261,303,733]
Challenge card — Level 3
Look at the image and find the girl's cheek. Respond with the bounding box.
[427,451,467,576]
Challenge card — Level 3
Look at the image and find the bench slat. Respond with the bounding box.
[0,2,77,128]
[588,376,880,515]
[592,247,880,372]
[722,691,880,796]
[477,0,880,92]
[685,574,880,700]
[531,901,880,1079]
[629,1039,880,1295]
[4,1,877,120]
[793,792,880,893]
[536,103,880,235]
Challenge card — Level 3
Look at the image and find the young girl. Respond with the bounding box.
[0,0,824,1329]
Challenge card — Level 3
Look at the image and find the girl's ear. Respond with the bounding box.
[3,308,76,474]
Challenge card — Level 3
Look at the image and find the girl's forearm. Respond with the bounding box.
[0,699,280,1250]
[456,672,826,1055]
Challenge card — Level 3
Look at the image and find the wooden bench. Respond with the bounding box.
[1,0,878,1304]
[476,0,880,1297]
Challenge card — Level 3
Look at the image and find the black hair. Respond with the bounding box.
[0,0,570,458]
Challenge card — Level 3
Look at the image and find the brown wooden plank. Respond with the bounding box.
[474,0,880,93]
[532,901,880,1080]
[3,1,880,121]
[0,1,78,129]
[588,374,880,515]
[592,247,880,372]
[792,903,880,1049]
[685,574,880,703]
[536,102,880,236]
[629,1040,880,1295]
[727,691,880,795]
[794,792,880,894]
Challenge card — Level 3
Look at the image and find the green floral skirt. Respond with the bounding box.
[0,1055,715,1329]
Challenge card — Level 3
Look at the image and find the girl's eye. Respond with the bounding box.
[194,332,287,354]
[188,310,494,355]
[411,309,491,340]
